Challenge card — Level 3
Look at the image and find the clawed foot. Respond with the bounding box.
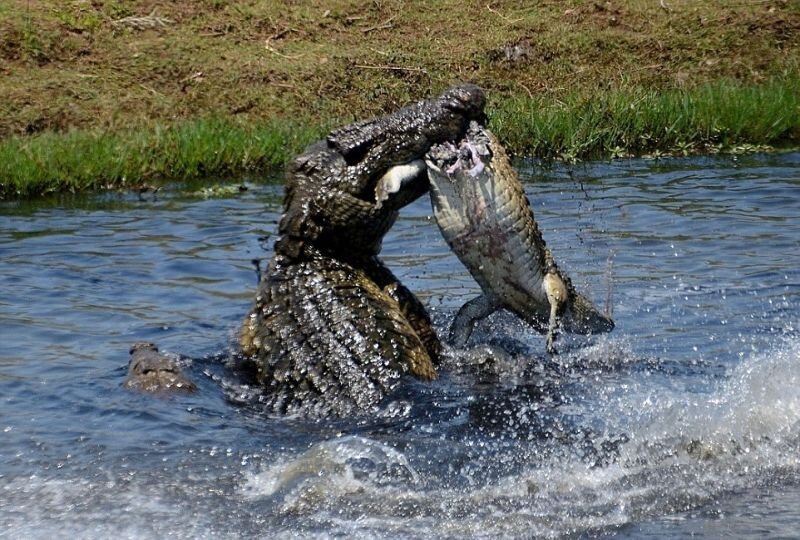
[545,331,559,355]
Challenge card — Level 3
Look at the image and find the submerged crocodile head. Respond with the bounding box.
[124,342,196,394]
[425,122,614,352]
[276,84,486,260]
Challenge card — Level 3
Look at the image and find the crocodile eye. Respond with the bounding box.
[141,369,153,375]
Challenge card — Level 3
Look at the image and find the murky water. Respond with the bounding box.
[1,153,799,538]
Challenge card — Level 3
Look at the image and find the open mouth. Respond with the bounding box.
[371,122,493,209]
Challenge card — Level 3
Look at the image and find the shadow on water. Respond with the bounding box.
[1,155,799,538]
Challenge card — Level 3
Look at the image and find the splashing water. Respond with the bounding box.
[1,153,799,537]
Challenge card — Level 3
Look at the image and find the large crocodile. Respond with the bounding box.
[239,84,486,416]
[425,122,614,353]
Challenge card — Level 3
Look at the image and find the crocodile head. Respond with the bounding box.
[425,122,613,352]
[124,342,196,394]
[276,84,486,260]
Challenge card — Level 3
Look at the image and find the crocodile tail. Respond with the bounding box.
[565,292,615,335]
[252,253,436,416]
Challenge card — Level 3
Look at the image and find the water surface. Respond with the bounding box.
[1,153,799,538]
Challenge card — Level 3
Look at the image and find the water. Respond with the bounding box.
[1,153,799,538]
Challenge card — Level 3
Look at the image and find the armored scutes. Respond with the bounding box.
[240,85,486,416]
[425,122,614,353]
[124,342,197,394]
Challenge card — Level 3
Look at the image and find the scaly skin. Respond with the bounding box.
[124,342,196,394]
[240,85,486,416]
[425,122,614,353]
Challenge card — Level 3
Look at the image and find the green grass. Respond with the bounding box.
[2,74,797,198]
[0,118,324,198]
[490,73,800,161]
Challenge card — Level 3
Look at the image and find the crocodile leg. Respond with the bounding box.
[543,271,569,354]
[366,258,442,363]
[449,294,499,347]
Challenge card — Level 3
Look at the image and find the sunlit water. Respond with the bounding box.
[1,153,799,538]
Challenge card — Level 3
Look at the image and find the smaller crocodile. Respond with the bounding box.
[424,122,614,353]
[124,342,197,394]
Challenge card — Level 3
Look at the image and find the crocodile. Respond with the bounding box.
[425,121,614,353]
[124,342,197,394]
[239,84,486,416]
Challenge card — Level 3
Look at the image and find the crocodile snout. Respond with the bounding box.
[125,342,196,394]
[440,83,486,121]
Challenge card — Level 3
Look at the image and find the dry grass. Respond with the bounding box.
[1,0,797,137]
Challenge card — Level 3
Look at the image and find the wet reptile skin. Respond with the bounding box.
[124,342,196,394]
[240,85,486,416]
[426,123,614,353]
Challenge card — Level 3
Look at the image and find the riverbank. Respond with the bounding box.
[1,1,798,198]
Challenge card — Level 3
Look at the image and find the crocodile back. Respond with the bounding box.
[247,250,437,416]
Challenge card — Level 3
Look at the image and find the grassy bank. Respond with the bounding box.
[3,74,798,199]
[0,118,325,197]
[1,0,799,197]
[492,73,800,160]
